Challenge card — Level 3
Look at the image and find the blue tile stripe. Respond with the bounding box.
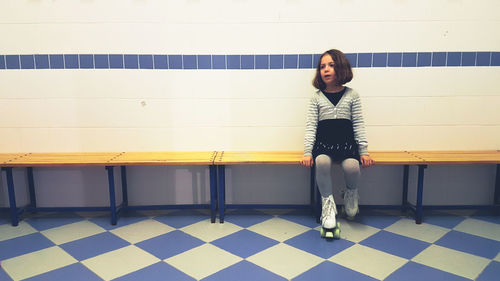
[0,52,498,70]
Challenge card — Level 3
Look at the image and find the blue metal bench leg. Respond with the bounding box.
[494,164,500,215]
[402,165,409,212]
[218,165,225,223]
[27,167,37,209]
[121,166,128,208]
[210,165,217,223]
[310,166,316,219]
[415,165,427,224]
[3,167,18,226]
[106,166,118,225]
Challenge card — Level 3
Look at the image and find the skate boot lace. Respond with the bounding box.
[321,196,337,223]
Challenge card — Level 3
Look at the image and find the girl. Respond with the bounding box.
[300,49,374,235]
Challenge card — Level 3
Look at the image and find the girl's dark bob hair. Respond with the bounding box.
[313,49,353,90]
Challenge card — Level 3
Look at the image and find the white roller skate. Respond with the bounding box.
[320,195,341,239]
[342,188,359,220]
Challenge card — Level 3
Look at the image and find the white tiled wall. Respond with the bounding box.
[0,0,498,207]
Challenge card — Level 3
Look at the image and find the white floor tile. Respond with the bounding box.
[337,219,381,243]
[40,220,106,245]
[165,243,242,280]
[82,245,160,281]
[412,245,490,280]
[1,246,77,280]
[110,219,174,244]
[247,218,311,242]
[181,220,242,242]
[384,219,449,243]
[329,244,408,280]
[453,218,500,242]
[247,243,324,280]
[0,221,38,242]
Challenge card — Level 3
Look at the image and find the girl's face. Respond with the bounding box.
[320,54,336,86]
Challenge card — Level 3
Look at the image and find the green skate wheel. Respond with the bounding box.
[320,228,325,238]
[333,228,341,239]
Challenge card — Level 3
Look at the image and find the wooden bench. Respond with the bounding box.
[0,152,218,226]
[214,151,500,224]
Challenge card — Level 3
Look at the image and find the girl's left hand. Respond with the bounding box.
[360,155,374,168]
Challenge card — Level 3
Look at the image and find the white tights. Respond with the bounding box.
[315,154,360,198]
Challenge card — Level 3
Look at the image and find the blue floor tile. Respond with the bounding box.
[136,230,204,259]
[293,261,377,281]
[153,210,208,228]
[59,232,130,261]
[353,214,402,229]
[385,261,470,281]
[421,215,466,229]
[0,266,13,281]
[223,210,274,228]
[89,213,147,230]
[435,230,500,259]
[476,261,500,281]
[201,261,286,281]
[23,263,102,281]
[0,233,55,260]
[211,229,279,258]
[25,213,86,231]
[114,262,195,281]
[284,230,355,259]
[279,212,320,228]
[359,230,430,259]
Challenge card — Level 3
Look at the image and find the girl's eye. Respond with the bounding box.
[320,65,325,69]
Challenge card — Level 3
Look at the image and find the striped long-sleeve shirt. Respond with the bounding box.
[303,87,369,156]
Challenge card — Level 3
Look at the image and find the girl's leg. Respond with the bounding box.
[315,154,337,228]
[341,158,361,218]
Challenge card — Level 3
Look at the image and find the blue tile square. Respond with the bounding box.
[0,55,5,69]
[284,230,354,259]
[388,53,402,67]
[270,55,283,69]
[353,214,402,229]
[109,54,124,69]
[183,55,197,69]
[385,262,469,281]
[136,230,204,259]
[477,261,500,281]
[139,55,153,69]
[26,213,85,231]
[294,261,378,281]
[461,52,476,66]
[94,54,109,69]
[279,211,320,228]
[211,230,278,258]
[0,267,12,281]
[153,55,167,69]
[20,55,35,69]
[402,52,417,67]
[417,52,431,67]
[284,54,298,69]
[24,263,102,281]
[224,209,273,228]
[89,213,145,230]
[372,53,387,67]
[115,262,195,281]
[476,52,491,66]
[197,55,211,69]
[491,52,500,66]
[202,261,286,281]
[49,55,64,69]
[435,230,500,259]
[167,55,182,69]
[447,52,461,66]
[421,214,465,229]
[0,233,54,260]
[313,54,323,68]
[432,52,446,66]
[358,53,372,67]
[34,55,49,69]
[299,54,313,69]
[124,55,139,69]
[60,232,129,260]
[212,55,226,69]
[255,55,269,69]
[79,54,94,69]
[241,55,254,69]
[227,55,240,69]
[154,209,207,228]
[359,230,430,259]
[6,55,20,69]
[64,54,78,69]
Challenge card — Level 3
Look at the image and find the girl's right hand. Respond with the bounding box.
[300,156,314,167]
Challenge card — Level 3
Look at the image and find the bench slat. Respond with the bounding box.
[108,152,216,166]
[1,152,123,167]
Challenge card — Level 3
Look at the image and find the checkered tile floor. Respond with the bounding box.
[1,209,499,281]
